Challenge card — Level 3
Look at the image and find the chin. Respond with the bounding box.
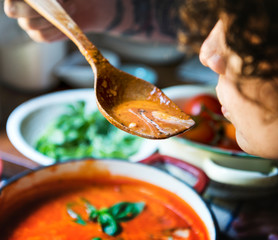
[235,132,255,156]
[237,133,278,160]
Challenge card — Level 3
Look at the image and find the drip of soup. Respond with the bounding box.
[2,176,209,240]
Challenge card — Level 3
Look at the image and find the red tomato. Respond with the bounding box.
[182,94,222,119]
[179,94,242,151]
[179,118,216,144]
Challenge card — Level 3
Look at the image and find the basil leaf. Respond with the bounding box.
[109,202,145,222]
[66,207,87,226]
[91,238,102,240]
[82,198,99,221]
[98,213,121,236]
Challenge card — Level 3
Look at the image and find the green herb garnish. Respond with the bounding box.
[98,212,121,236]
[108,201,145,222]
[66,204,87,226]
[35,101,142,162]
[67,200,145,236]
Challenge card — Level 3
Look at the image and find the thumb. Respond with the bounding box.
[269,234,278,240]
[4,0,39,18]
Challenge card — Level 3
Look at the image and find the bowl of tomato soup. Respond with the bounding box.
[158,85,278,197]
[0,155,217,240]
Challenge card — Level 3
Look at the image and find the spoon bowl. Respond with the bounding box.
[24,0,194,139]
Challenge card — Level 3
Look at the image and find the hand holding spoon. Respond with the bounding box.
[24,0,194,139]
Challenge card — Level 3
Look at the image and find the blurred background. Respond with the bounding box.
[0,4,217,130]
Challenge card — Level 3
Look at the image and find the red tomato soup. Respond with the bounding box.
[2,177,209,240]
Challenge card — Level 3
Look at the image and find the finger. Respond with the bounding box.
[233,216,278,238]
[235,226,278,239]
[18,17,53,31]
[269,234,278,240]
[4,0,40,18]
[233,217,274,231]
[26,26,67,42]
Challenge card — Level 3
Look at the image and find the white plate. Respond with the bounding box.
[54,49,120,88]
[6,89,158,166]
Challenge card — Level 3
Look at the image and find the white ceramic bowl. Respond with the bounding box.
[6,89,158,166]
[160,85,278,190]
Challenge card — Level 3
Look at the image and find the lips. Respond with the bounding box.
[221,106,226,115]
[221,106,231,121]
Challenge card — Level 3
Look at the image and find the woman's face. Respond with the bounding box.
[199,20,278,159]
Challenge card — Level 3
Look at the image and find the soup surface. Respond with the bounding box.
[111,100,194,139]
[2,177,209,240]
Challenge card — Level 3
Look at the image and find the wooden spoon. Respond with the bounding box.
[24,0,195,139]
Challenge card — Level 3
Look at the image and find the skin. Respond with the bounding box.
[4,0,117,42]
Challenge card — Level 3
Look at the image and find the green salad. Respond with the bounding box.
[35,101,143,162]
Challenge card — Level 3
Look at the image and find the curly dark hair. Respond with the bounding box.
[179,0,278,114]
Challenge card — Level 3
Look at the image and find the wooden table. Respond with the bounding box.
[0,85,41,177]
[0,81,72,177]
[0,132,39,178]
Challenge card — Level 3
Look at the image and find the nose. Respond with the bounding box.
[199,20,226,75]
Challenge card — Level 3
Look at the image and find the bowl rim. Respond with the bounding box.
[6,89,158,165]
[175,136,259,159]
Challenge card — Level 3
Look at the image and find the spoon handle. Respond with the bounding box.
[24,0,104,67]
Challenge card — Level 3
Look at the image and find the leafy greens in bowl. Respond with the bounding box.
[7,89,158,165]
[35,101,143,162]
